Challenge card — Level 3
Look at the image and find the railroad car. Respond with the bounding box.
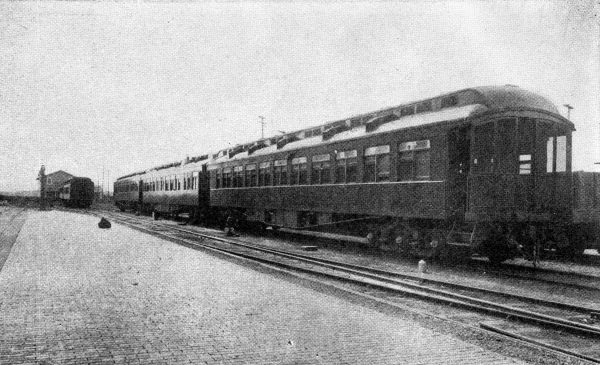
[116,85,600,263]
[58,177,95,208]
[114,155,210,220]
[137,156,210,220]
[114,173,141,212]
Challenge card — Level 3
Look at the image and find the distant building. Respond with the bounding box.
[44,170,74,199]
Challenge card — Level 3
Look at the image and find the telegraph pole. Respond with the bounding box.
[258,116,265,139]
[101,166,105,200]
[37,165,46,210]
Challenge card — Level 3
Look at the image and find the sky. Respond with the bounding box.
[0,0,598,192]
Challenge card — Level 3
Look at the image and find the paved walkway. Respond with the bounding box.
[0,210,526,364]
[0,207,27,271]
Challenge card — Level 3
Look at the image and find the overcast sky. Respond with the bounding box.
[0,0,598,192]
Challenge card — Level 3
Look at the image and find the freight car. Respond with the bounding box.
[116,85,600,263]
[58,177,95,208]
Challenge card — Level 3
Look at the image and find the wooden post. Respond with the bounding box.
[38,165,47,210]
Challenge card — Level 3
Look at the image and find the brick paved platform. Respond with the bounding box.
[0,210,527,364]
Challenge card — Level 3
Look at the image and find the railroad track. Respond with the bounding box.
[97,210,600,363]
[460,258,600,293]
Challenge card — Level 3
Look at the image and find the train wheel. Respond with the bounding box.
[366,231,380,248]
[429,229,448,259]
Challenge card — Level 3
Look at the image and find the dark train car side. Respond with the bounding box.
[206,85,597,262]
[114,173,142,212]
[59,177,95,208]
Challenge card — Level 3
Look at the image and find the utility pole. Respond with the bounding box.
[37,165,46,210]
[563,104,573,120]
[258,116,265,139]
[102,166,105,200]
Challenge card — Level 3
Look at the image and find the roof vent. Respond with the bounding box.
[323,122,351,140]
[365,113,399,133]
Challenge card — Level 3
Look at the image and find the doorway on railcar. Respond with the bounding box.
[447,126,470,221]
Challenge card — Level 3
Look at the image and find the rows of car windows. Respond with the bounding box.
[114,182,137,193]
[214,140,431,189]
[115,173,199,193]
[142,172,199,192]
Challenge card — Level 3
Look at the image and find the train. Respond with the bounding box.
[114,85,600,263]
[59,177,95,208]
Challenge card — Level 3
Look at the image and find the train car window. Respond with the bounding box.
[311,154,331,184]
[299,162,308,184]
[265,166,272,186]
[223,168,232,188]
[364,156,377,182]
[258,162,271,186]
[291,157,307,185]
[216,170,222,189]
[335,150,357,183]
[364,145,390,182]
[246,164,257,187]
[496,119,517,174]
[473,123,495,174]
[519,154,532,175]
[274,160,287,186]
[377,155,390,181]
[347,157,358,182]
[398,140,430,181]
[234,166,244,188]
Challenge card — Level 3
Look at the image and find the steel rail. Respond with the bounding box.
[101,211,600,363]
[105,212,600,336]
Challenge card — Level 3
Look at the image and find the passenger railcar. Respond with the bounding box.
[114,155,210,220]
[206,85,598,262]
[59,177,94,208]
[116,85,600,263]
[137,156,209,220]
[114,173,142,212]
